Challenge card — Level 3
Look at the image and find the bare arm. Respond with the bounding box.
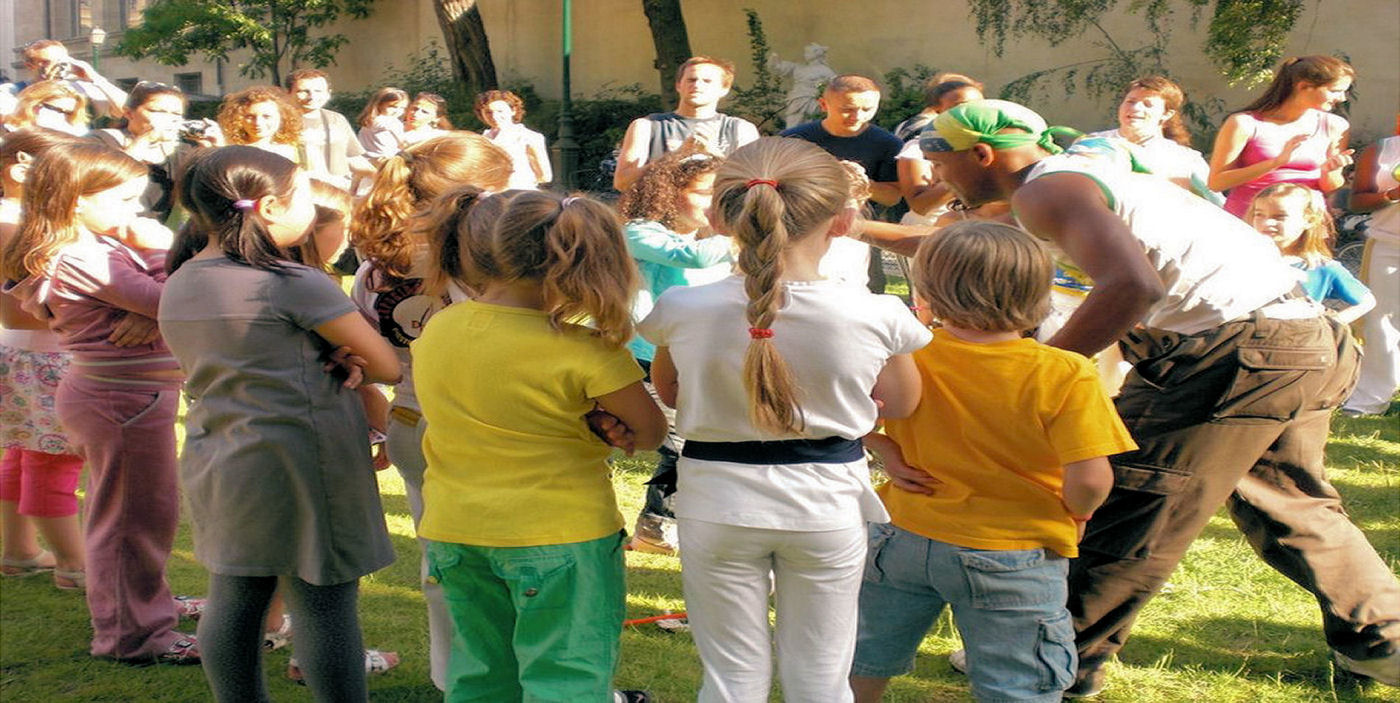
[1318,128,1352,194]
[528,131,553,184]
[856,220,931,257]
[863,430,940,495]
[650,346,679,408]
[868,181,903,207]
[1013,173,1165,356]
[612,118,652,192]
[314,311,401,385]
[66,58,127,119]
[1348,144,1400,212]
[1334,291,1376,325]
[871,353,921,419]
[1061,455,1114,518]
[733,119,761,149]
[898,157,954,215]
[593,381,666,451]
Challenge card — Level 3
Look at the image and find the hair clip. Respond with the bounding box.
[748,327,775,339]
[398,150,415,164]
[680,153,713,163]
[561,196,581,208]
[745,178,779,190]
[233,199,255,211]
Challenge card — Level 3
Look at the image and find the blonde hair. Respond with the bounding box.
[217,86,304,146]
[912,221,1052,332]
[3,80,89,131]
[482,191,639,347]
[710,137,850,434]
[1,143,147,280]
[1248,183,1335,267]
[351,133,512,287]
[678,56,736,88]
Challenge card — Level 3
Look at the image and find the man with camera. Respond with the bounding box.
[1,39,129,121]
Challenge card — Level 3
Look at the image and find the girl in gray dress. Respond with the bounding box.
[158,146,401,703]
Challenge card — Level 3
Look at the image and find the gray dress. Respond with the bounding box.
[159,256,394,585]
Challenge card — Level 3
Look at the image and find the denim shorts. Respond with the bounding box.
[851,523,1076,703]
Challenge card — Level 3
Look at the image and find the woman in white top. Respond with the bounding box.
[1084,76,1217,201]
[476,90,551,190]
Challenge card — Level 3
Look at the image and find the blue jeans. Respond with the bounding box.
[851,523,1075,703]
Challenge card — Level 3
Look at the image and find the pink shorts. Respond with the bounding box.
[0,447,81,517]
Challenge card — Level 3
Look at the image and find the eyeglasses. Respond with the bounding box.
[39,103,76,117]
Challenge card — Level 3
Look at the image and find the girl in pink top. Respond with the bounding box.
[1209,55,1355,218]
[0,143,197,665]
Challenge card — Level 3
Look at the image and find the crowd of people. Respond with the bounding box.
[1,36,1398,703]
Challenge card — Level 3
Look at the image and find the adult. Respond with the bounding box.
[477,90,551,190]
[1342,134,1400,417]
[2,80,89,135]
[906,100,1400,695]
[781,74,904,291]
[286,69,372,190]
[613,55,760,192]
[92,81,221,224]
[1209,55,1354,218]
[402,92,453,146]
[216,86,304,163]
[1084,76,1218,202]
[0,39,127,120]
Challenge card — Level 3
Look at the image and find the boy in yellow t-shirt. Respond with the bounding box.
[849,222,1136,703]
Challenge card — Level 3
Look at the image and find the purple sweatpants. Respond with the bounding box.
[56,375,183,660]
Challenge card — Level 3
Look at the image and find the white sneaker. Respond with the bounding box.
[1335,649,1400,687]
[949,648,967,674]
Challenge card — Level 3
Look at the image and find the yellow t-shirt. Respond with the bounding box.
[413,300,644,547]
[879,330,1137,557]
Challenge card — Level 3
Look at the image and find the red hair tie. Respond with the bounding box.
[745,178,779,190]
[749,327,775,339]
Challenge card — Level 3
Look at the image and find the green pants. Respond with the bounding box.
[426,532,626,703]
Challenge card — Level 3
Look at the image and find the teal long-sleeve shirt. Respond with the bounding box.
[626,219,735,361]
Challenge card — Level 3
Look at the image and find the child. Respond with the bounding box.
[349,132,512,691]
[0,129,87,591]
[414,189,666,702]
[358,87,410,163]
[477,90,552,190]
[616,148,733,555]
[638,137,931,701]
[0,142,197,664]
[848,221,1135,703]
[158,146,400,702]
[1249,182,1376,323]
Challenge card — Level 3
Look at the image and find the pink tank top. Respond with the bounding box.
[1223,110,1340,218]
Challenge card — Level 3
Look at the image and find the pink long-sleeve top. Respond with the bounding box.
[3,232,181,388]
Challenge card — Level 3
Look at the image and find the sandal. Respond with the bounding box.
[114,634,201,667]
[54,568,86,591]
[263,613,293,651]
[173,595,207,620]
[287,648,400,685]
[1,549,55,576]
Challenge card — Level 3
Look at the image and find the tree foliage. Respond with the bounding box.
[117,0,378,87]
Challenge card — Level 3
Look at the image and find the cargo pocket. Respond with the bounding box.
[1212,346,1330,422]
[958,548,1059,609]
[1034,610,1076,693]
[863,522,897,584]
[1082,463,1189,561]
[424,542,464,601]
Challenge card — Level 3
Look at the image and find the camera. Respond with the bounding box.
[42,60,77,81]
[180,119,213,141]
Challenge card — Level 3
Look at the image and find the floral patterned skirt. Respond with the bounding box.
[1,335,77,455]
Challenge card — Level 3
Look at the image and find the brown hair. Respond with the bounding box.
[287,180,352,271]
[167,145,303,273]
[617,148,721,228]
[357,87,410,128]
[479,191,638,347]
[913,221,1052,332]
[352,133,512,287]
[1123,76,1191,146]
[418,186,514,296]
[710,137,850,434]
[474,90,525,128]
[411,93,454,129]
[125,80,187,112]
[1,143,147,280]
[217,86,304,146]
[678,56,736,88]
[825,74,881,95]
[1248,183,1336,267]
[3,80,89,131]
[1240,55,1355,115]
[20,40,63,67]
[285,68,330,90]
[0,128,83,177]
[928,80,983,112]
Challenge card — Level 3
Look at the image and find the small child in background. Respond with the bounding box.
[357,87,410,163]
[849,222,1136,703]
[414,189,665,702]
[477,90,552,190]
[1249,182,1376,323]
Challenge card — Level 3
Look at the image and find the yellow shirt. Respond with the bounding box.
[880,330,1136,557]
[413,300,644,546]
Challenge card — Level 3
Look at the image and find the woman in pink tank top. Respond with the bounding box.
[1209,55,1355,218]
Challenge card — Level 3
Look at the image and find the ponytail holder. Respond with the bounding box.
[233,199,255,211]
[398,150,415,164]
[748,327,775,339]
[561,196,580,208]
[745,178,779,190]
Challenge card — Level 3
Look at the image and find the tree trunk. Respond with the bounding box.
[641,0,691,107]
[433,0,499,95]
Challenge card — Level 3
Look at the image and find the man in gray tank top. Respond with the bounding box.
[613,56,759,191]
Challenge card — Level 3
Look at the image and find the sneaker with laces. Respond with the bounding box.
[264,613,293,651]
[173,595,206,620]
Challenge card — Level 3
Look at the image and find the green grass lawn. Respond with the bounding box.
[1,411,1396,702]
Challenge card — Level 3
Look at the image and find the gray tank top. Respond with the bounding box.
[646,112,744,162]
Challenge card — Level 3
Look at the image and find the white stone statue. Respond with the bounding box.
[768,42,837,129]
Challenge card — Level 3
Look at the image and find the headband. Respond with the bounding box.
[921,99,1081,155]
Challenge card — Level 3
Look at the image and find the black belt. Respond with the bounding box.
[681,436,864,465]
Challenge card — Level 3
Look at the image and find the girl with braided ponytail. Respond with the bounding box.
[637,137,930,701]
[160,146,401,701]
[413,189,665,701]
